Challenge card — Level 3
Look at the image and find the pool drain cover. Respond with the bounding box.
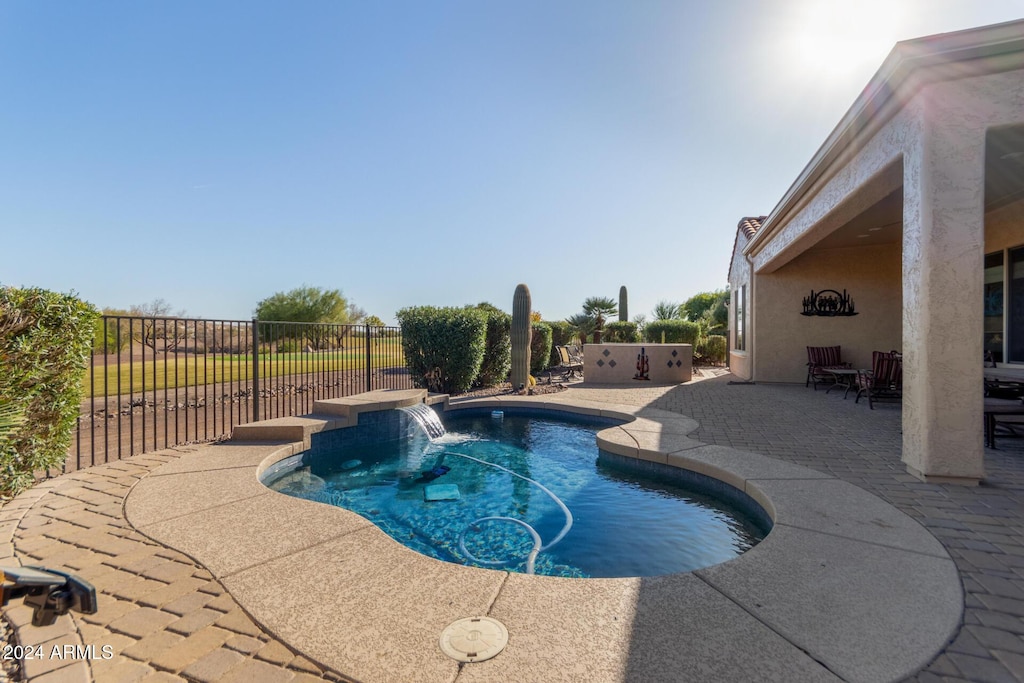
[439,617,508,663]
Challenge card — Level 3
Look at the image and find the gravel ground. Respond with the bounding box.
[0,615,21,682]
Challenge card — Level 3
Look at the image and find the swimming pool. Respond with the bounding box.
[263,408,769,578]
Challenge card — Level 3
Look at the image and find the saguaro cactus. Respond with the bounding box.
[511,284,532,391]
[619,286,628,322]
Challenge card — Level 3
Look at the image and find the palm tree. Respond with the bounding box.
[565,313,596,347]
[582,297,617,343]
[652,300,682,320]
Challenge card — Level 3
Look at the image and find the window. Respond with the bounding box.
[734,285,746,351]
[985,251,1004,363]
[1009,247,1024,362]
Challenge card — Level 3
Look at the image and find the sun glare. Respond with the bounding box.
[787,0,912,78]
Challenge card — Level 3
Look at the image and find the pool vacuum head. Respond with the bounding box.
[419,465,450,482]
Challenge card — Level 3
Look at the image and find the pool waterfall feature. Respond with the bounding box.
[399,402,446,440]
[262,393,770,578]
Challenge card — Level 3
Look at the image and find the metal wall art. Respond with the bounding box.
[633,347,650,380]
[801,289,859,317]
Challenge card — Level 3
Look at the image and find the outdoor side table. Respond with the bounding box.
[824,368,860,399]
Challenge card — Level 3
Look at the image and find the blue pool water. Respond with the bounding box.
[264,410,768,578]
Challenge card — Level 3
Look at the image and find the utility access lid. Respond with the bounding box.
[439,616,508,663]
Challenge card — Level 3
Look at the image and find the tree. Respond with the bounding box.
[565,313,596,346]
[254,286,363,324]
[681,289,728,322]
[254,286,365,350]
[652,300,682,320]
[129,299,189,353]
[364,315,386,327]
[632,313,648,336]
[582,296,617,343]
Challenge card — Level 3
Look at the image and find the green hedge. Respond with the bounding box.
[397,306,487,394]
[546,320,575,366]
[643,319,700,345]
[473,305,511,388]
[697,334,728,365]
[0,287,98,496]
[530,322,553,376]
[603,321,639,343]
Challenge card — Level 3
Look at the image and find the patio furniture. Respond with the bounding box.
[824,367,860,399]
[854,351,903,409]
[982,379,1024,447]
[806,345,851,390]
[984,397,1024,448]
[984,377,1024,400]
[547,345,584,382]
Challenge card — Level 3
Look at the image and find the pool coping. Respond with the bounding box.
[123,388,963,683]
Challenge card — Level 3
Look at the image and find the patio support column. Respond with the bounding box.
[901,91,986,484]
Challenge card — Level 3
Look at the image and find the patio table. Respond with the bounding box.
[983,397,1024,448]
[824,368,860,399]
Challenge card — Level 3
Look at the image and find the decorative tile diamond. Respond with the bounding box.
[596,359,605,367]
[602,349,611,357]
[608,360,617,368]
[671,350,678,357]
[676,360,683,367]
[667,361,674,368]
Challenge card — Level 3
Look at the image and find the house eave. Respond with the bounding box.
[744,19,1024,263]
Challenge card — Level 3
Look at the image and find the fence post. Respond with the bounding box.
[365,324,372,392]
[252,318,260,421]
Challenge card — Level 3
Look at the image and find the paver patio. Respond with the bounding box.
[1,374,1021,682]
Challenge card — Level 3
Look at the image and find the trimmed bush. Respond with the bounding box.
[644,319,700,345]
[397,306,487,394]
[530,322,553,376]
[697,334,728,366]
[547,320,575,366]
[0,287,98,496]
[603,321,639,343]
[473,304,512,388]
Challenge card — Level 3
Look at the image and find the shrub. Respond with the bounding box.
[473,304,512,388]
[697,334,728,365]
[397,306,487,394]
[603,321,639,343]
[643,319,700,345]
[0,287,98,496]
[547,320,575,366]
[276,338,304,354]
[530,322,553,375]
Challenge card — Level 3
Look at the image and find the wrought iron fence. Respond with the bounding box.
[69,317,411,472]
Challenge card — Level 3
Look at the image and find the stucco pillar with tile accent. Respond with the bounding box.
[901,86,986,484]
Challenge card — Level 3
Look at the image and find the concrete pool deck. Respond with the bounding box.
[3,376,1023,682]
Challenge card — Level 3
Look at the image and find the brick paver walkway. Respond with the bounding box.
[568,378,1024,683]
[1,375,1022,682]
[0,450,345,682]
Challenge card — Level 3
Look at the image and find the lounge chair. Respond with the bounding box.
[806,345,851,390]
[547,345,584,382]
[854,351,903,409]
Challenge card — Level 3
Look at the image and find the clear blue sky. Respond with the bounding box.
[3,1,1021,325]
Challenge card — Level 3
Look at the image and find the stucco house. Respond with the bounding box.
[727,19,1024,485]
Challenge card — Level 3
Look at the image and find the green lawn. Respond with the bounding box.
[83,348,407,397]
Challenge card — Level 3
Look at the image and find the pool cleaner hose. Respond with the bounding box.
[447,451,573,575]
